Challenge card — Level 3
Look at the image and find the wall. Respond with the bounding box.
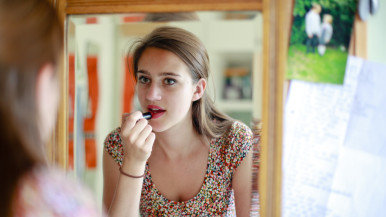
[367,0,386,64]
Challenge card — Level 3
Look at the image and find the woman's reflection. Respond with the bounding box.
[102,26,254,216]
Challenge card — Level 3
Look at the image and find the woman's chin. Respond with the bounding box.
[148,122,170,133]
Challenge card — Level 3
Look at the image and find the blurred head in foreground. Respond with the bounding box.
[0,0,63,215]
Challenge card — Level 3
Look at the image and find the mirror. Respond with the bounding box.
[67,11,262,214]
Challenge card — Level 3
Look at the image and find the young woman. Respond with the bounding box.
[103,26,253,216]
[0,0,104,216]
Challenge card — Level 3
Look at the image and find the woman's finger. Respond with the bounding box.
[123,119,148,144]
[143,132,156,154]
[121,112,145,140]
[135,124,153,147]
[121,111,143,130]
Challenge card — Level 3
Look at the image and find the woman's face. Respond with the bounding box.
[136,47,199,132]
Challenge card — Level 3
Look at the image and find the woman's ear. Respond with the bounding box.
[36,63,59,141]
[192,78,206,102]
[36,63,56,106]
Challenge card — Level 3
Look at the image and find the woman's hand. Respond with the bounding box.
[106,111,155,217]
[120,111,155,167]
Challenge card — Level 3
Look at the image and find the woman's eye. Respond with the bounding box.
[138,76,150,84]
[164,78,176,85]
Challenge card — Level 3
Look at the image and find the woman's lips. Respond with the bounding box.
[147,105,166,119]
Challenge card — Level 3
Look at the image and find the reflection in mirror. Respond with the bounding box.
[67,11,262,215]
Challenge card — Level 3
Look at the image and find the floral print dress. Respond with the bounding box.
[104,121,253,216]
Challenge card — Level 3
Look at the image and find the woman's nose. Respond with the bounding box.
[146,83,162,101]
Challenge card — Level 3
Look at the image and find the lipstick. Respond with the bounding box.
[142,112,152,120]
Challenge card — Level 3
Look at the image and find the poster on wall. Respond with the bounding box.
[68,54,98,170]
[286,0,357,84]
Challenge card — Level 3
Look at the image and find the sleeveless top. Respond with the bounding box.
[104,121,253,216]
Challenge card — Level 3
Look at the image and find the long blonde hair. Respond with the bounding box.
[129,26,234,138]
[0,0,62,215]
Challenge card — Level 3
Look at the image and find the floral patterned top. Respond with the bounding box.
[13,167,105,217]
[104,121,253,216]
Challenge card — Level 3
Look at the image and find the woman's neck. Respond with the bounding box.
[153,124,208,160]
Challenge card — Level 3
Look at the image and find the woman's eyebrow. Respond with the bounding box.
[159,72,181,77]
[137,70,149,75]
[137,70,181,77]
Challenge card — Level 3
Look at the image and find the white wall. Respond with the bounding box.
[367,0,386,65]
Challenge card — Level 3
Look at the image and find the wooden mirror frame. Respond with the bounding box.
[48,0,295,216]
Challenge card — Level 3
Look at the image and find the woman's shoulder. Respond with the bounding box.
[14,167,105,217]
[104,127,122,146]
[104,127,124,166]
[227,121,253,140]
[215,121,253,170]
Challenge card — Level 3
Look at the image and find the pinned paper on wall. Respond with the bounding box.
[282,55,386,217]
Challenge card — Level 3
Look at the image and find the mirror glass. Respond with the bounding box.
[67,11,262,214]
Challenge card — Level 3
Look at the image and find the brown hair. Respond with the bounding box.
[144,12,200,22]
[129,26,234,138]
[0,0,62,216]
